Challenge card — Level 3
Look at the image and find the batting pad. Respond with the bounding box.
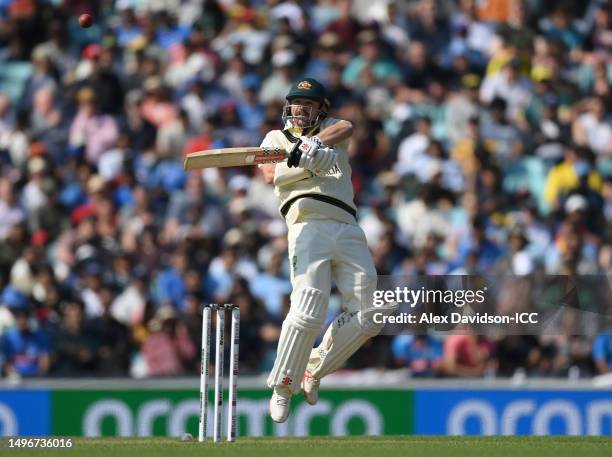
[307,304,396,379]
[267,287,327,393]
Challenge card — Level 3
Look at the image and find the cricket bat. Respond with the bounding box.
[183,137,306,170]
[183,147,289,170]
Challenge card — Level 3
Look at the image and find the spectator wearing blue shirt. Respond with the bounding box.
[1,303,50,377]
[250,251,291,317]
[155,12,191,50]
[236,74,265,142]
[114,7,142,47]
[392,334,443,377]
[593,331,612,374]
[152,251,188,310]
[0,286,26,335]
[539,5,585,50]
[456,217,504,272]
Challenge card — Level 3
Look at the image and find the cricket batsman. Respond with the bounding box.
[259,78,393,422]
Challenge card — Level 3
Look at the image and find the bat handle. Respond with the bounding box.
[286,137,303,168]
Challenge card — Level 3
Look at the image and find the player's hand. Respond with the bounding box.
[295,136,324,167]
[284,136,319,158]
[309,147,337,175]
[314,148,338,176]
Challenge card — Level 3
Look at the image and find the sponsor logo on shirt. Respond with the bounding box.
[320,164,341,176]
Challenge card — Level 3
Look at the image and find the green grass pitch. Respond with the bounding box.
[3,436,611,457]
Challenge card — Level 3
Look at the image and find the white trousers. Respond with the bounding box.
[287,219,376,312]
[267,218,380,391]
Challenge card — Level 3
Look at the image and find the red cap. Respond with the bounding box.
[71,204,96,225]
[82,44,102,60]
[31,230,49,247]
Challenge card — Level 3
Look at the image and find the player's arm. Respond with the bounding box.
[259,132,279,184]
[258,149,313,186]
[259,132,312,186]
[262,161,313,186]
[288,119,352,173]
[260,163,276,184]
[315,119,353,146]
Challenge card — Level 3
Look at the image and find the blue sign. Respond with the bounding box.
[0,390,51,436]
[415,390,612,436]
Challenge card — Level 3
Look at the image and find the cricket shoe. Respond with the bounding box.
[301,370,320,405]
[269,386,291,423]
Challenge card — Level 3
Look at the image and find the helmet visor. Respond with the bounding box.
[282,102,321,130]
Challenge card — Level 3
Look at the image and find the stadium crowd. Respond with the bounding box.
[0,0,610,380]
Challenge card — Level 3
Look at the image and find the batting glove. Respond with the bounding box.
[303,147,337,175]
[294,136,323,167]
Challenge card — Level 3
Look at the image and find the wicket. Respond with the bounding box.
[198,304,240,443]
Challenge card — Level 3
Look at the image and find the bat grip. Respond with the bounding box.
[286,137,303,168]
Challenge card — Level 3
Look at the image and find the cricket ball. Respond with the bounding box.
[78,13,93,28]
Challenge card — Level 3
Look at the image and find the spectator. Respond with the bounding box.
[85,285,132,376]
[545,217,599,275]
[21,157,50,217]
[394,117,432,177]
[1,301,50,377]
[152,251,189,309]
[30,87,64,159]
[496,336,540,377]
[141,305,196,376]
[236,75,265,141]
[229,279,281,373]
[20,47,58,111]
[593,331,612,374]
[572,97,612,157]
[250,250,292,317]
[479,97,523,160]
[495,225,534,275]
[51,298,98,376]
[342,30,401,89]
[0,92,14,142]
[479,57,532,123]
[9,244,38,295]
[544,145,602,211]
[259,49,295,105]
[539,4,585,50]
[35,21,76,78]
[78,44,124,116]
[157,108,191,160]
[68,87,119,164]
[112,264,149,327]
[0,177,25,241]
[442,332,495,377]
[406,0,451,56]
[392,334,443,377]
[324,0,362,45]
[120,91,157,153]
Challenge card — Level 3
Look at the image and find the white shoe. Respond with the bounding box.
[269,387,291,423]
[301,370,320,405]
